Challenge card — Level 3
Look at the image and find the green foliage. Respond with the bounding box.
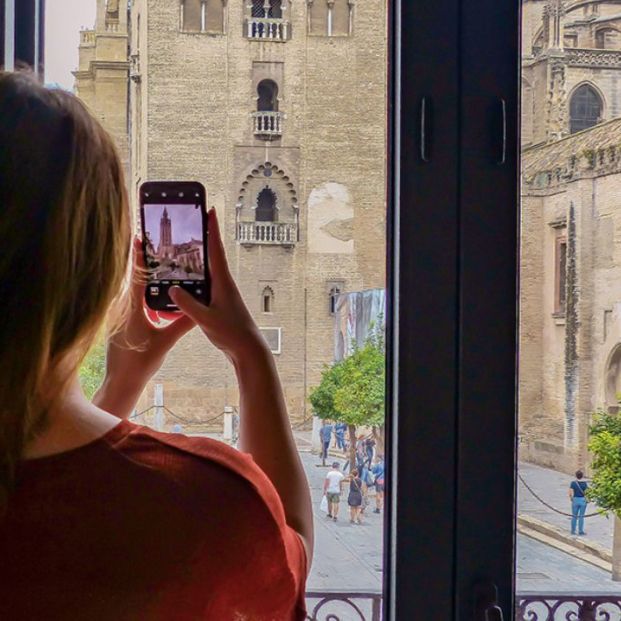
[78,338,106,400]
[309,359,345,420]
[587,410,621,516]
[333,340,385,427]
[309,329,385,428]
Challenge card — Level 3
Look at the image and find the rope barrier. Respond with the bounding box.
[518,473,602,518]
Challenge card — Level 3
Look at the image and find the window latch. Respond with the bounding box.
[474,582,504,621]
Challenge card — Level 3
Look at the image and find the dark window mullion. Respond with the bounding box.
[390,0,460,617]
[455,0,520,618]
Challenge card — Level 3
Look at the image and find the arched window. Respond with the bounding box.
[256,188,277,221]
[595,28,620,49]
[257,80,278,112]
[569,85,603,134]
[262,287,274,313]
[252,0,282,18]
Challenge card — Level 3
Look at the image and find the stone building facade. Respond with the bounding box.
[78,0,387,426]
[520,1,621,470]
[73,0,129,173]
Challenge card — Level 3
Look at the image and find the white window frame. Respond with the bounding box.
[259,327,282,354]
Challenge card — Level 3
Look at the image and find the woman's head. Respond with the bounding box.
[351,468,359,477]
[0,71,130,502]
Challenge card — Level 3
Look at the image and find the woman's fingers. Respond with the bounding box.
[156,314,196,344]
[207,209,233,289]
[169,286,211,325]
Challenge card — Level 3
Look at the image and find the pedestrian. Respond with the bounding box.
[323,462,345,522]
[347,468,364,524]
[335,422,347,452]
[364,436,376,469]
[371,456,385,514]
[569,470,589,536]
[355,435,366,471]
[319,420,334,464]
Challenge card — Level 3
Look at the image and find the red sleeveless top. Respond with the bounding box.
[0,420,307,620]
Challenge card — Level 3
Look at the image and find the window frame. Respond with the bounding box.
[35,0,522,617]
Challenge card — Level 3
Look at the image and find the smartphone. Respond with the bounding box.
[139,181,210,312]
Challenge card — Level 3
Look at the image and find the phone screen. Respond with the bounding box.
[140,182,209,311]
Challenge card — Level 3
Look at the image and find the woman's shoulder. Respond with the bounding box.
[106,421,289,524]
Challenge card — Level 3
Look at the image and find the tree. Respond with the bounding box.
[78,338,106,400]
[309,359,345,420]
[588,410,621,580]
[309,331,385,468]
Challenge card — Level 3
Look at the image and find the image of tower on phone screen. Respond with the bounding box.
[143,204,205,281]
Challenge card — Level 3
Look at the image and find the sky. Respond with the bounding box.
[144,205,204,248]
[44,0,97,89]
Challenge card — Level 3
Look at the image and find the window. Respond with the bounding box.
[569,84,603,134]
[252,0,282,19]
[257,79,278,112]
[255,188,277,222]
[329,285,341,315]
[262,286,274,313]
[180,0,224,33]
[309,0,352,36]
[181,0,201,31]
[595,28,620,49]
[554,233,567,315]
[259,327,282,354]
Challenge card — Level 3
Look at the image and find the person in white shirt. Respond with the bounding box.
[323,462,345,522]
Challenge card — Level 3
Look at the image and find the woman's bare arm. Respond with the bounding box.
[170,210,314,566]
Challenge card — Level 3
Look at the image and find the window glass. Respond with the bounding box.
[46,0,388,617]
[519,0,621,616]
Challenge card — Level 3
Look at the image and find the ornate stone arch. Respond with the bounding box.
[236,162,299,244]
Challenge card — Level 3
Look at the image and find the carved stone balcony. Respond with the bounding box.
[252,111,283,139]
[565,47,621,68]
[245,17,290,41]
[238,221,297,246]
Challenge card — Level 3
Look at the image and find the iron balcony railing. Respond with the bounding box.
[245,17,290,41]
[252,111,283,138]
[516,593,621,620]
[305,590,382,621]
[302,592,621,620]
[238,221,297,246]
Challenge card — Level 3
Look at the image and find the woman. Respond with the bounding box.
[569,469,589,536]
[0,72,312,620]
[347,468,364,524]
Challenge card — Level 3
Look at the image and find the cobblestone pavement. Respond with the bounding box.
[300,451,384,592]
[302,449,621,596]
[517,535,621,593]
[518,461,613,550]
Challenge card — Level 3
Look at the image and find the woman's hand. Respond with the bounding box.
[169,209,268,365]
[92,239,195,417]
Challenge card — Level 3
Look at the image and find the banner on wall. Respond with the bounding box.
[334,289,386,362]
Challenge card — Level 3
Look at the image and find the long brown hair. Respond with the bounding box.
[0,72,131,508]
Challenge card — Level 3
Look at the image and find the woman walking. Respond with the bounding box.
[348,468,364,524]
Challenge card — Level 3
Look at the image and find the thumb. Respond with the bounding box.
[169,286,211,324]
